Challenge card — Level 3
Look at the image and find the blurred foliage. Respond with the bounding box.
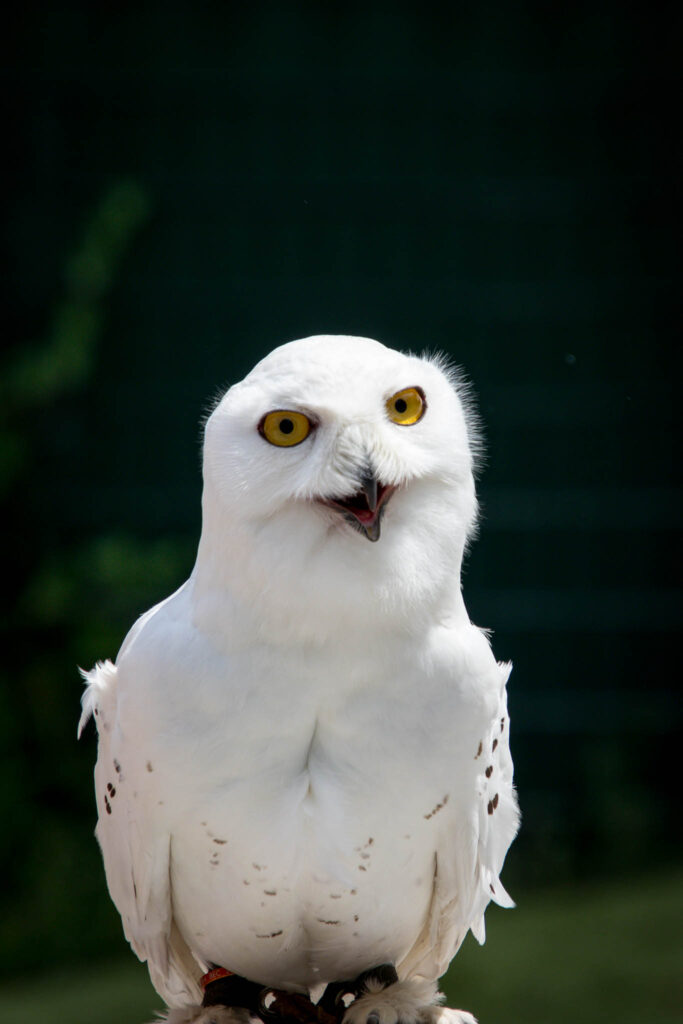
[0,180,195,975]
[1,182,149,483]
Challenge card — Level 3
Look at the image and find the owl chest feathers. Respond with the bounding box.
[117,588,497,852]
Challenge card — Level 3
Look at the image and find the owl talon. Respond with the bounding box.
[150,1005,255,1024]
[341,978,441,1024]
[419,1008,478,1024]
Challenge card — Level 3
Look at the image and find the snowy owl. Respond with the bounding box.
[79,335,519,1024]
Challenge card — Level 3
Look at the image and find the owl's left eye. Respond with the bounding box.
[386,387,426,426]
[259,410,312,447]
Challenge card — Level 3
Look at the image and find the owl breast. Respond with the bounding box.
[121,607,489,991]
[169,772,439,989]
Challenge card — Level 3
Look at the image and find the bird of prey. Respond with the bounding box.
[79,335,519,1024]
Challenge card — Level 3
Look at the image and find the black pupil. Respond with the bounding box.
[394,398,408,413]
[279,418,294,434]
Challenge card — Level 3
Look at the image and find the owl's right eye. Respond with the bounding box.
[259,410,312,447]
[386,386,426,425]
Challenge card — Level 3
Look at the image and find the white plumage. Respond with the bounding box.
[80,335,519,1023]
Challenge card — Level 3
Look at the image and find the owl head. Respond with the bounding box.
[197,335,480,639]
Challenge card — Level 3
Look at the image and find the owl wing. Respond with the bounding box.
[79,659,204,1007]
[399,661,520,981]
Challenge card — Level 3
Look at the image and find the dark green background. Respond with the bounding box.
[2,4,681,1022]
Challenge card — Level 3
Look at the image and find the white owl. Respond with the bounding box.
[79,335,519,1024]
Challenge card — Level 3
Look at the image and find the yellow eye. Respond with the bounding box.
[259,410,312,447]
[385,387,426,426]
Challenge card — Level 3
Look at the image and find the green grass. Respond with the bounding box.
[443,870,683,1024]
[1,871,681,1024]
[0,960,159,1024]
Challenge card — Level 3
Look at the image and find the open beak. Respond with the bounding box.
[321,472,396,542]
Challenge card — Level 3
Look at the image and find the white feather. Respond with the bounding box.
[81,335,519,1013]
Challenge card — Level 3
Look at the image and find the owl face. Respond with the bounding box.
[200,335,478,632]
[205,334,476,531]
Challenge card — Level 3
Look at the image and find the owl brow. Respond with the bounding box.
[387,386,428,410]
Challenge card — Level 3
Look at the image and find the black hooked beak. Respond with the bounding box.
[321,469,397,542]
[360,471,378,510]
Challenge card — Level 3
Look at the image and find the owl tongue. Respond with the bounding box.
[322,475,396,542]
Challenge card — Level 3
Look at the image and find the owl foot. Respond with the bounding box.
[419,1007,477,1024]
[341,976,444,1024]
[151,1005,255,1024]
